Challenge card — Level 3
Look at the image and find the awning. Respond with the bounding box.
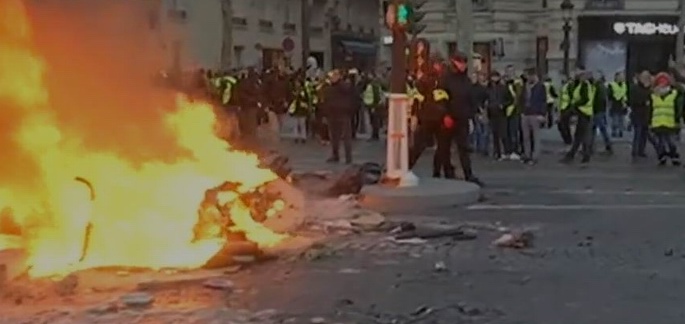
[340,40,377,56]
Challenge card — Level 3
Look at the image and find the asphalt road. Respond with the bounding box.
[242,134,685,324]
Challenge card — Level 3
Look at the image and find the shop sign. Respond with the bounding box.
[613,22,679,36]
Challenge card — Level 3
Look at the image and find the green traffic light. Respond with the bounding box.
[397,4,409,25]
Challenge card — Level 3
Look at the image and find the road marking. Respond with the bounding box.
[488,189,685,196]
[467,204,685,210]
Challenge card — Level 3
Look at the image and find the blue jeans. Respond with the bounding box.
[504,115,520,154]
[631,123,657,156]
[592,112,611,149]
[470,118,490,154]
[609,113,625,136]
[653,131,679,161]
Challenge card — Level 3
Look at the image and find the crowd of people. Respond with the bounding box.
[174,53,684,189]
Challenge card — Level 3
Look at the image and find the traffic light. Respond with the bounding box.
[406,0,428,36]
[385,0,427,33]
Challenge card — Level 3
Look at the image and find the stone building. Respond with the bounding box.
[156,0,380,71]
[380,0,682,79]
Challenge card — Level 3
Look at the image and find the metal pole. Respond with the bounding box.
[562,22,570,77]
[301,0,311,69]
[384,0,417,186]
[220,0,234,70]
[677,0,685,66]
[455,0,475,71]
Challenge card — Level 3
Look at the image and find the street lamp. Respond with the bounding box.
[560,0,574,77]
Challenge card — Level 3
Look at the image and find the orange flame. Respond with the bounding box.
[0,0,286,278]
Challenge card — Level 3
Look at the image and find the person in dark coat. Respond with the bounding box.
[409,67,455,178]
[321,69,355,163]
[629,70,657,158]
[440,53,483,186]
[485,71,508,160]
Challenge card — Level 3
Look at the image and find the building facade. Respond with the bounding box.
[380,0,681,79]
[156,0,380,71]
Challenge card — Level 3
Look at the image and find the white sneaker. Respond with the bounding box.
[509,153,521,161]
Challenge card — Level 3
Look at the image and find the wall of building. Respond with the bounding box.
[379,0,680,78]
[161,0,380,71]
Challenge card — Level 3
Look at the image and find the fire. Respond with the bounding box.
[0,0,286,278]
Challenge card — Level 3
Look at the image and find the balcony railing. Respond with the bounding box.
[283,22,297,34]
[584,0,624,10]
[310,26,324,37]
[258,19,274,32]
[472,0,491,12]
[232,17,248,30]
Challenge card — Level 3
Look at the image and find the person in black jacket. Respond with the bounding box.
[322,69,355,164]
[441,53,483,186]
[409,71,455,178]
[485,71,509,160]
[629,70,656,158]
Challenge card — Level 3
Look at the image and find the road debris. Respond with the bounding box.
[119,292,154,308]
[493,231,535,249]
[433,261,447,272]
[203,278,234,291]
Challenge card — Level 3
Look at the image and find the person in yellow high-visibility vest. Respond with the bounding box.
[543,77,558,128]
[561,70,595,164]
[557,77,575,146]
[608,71,628,138]
[288,79,312,144]
[362,75,383,141]
[649,72,682,166]
[502,76,522,160]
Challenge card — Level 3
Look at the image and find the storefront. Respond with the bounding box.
[331,34,377,72]
[577,15,678,79]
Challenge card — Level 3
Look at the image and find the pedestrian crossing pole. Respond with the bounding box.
[384,0,418,187]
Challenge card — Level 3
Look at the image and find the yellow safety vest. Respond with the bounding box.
[559,83,571,111]
[221,76,238,105]
[505,84,517,117]
[363,84,376,106]
[407,85,424,104]
[432,89,449,101]
[288,90,310,114]
[609,81,628,104]
[544,82,555,104]
[572,81,595,116]
[650,90,678,128]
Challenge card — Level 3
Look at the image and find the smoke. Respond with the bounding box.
[29,0,186,160]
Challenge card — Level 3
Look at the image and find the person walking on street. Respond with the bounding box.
[321,69,355,164]
[409,70,455,178]
[519,69,547,165]
[543,76,558,128]
[557,76,575,149]
[485,71,509,160]
[502,72,522,160]
[471,73,490,156]
[591,73,613,154]
[649,72,682,166]
[441,53,483,186]
[288,79,311,143]
[362,74,384,141]
[608,71,628,138]
[561,70,595,164]
[629,71,657,159]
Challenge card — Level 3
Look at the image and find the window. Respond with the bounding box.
[542,0,547,8]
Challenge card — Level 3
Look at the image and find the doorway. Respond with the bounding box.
[628,40,673,76]
[582,40,627,80]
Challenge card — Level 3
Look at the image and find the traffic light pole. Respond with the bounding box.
[385,5,418,187]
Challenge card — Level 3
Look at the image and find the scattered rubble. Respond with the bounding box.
[203,278,234,291]
[119,292,154,308]
[493,231,535,249]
